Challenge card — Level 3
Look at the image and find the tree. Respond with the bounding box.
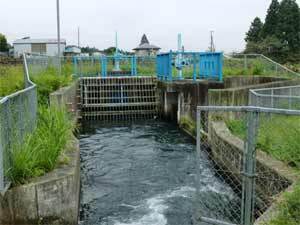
[245,17,264,43]
[0,33,8,52]
[277,0,300,52]
[261,0,280,38]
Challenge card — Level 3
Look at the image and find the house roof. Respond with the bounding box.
[13,38,66,45]
[133,34,160,50]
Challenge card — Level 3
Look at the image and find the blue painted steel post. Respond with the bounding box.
[101,56,107,77]
[131,56,134,76]
[218,53,223,81]
[168,51,173,81]
[156,55,160,80]
[98,56,101,77]
[193,53,197,81]
[133,55,137,76]
[73,56,78,77]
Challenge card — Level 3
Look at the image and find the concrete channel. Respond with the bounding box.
[0,76,298,225]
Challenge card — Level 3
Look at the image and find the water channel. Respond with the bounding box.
[79,120,238,225]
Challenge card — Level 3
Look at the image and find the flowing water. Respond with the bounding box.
[79,121,238,225]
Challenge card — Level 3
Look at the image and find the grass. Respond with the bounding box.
[31,66,73,105]
[0,65,24,96]
[7,105,75,185]
[226,115,300,224]
[179,116,196,136]
[2,62,74,185]
[227,115,300,168]
[269,182,300,225]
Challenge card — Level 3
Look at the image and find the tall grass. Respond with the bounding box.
[227,115,300,168]
[0,65,24,96]
[31,66,73,105]
[269,182,300,225]
[7,105,75,185]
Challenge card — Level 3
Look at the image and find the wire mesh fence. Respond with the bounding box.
[224,54,300,78]
[0,54,37,191]
[195,106,299,225]
[249,85,300,110]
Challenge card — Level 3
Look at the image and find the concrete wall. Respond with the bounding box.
[0,138,80,225]
[209,77,300,106]
[158,80,224,122]
[50,81,79,118]
[0,83,81,225]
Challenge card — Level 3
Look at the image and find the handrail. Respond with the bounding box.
[224,53,300,77]
[0,53,36,104]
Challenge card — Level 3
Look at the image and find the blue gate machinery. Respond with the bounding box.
[73,33,223,81]
[157,34,223,81]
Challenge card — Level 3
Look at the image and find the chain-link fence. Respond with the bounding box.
[0,54,37,191]
[224,54,300,78]
[195,106,299,225]
[249,85,300,110]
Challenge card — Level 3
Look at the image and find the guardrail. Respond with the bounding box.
[249,85,300,110]
[0,53,37,191]
[224,53,300,78]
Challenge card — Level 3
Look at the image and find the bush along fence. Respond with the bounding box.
[0,53,37,191]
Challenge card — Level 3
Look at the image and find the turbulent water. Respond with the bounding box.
[79,121,238,225]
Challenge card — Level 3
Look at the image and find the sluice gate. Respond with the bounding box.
[78,76,159,121]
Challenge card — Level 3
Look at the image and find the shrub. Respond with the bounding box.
[31,66,73,105]
[270,183,300,225]
[7,105,74,185]
[251,60,264,75]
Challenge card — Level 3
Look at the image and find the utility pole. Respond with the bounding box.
[56,0,61,74]
[209,30,215,52]
[77,26,80,48]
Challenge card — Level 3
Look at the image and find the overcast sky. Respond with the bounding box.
[1,0,300,52]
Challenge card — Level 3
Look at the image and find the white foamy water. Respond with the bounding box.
[114,186,195,225]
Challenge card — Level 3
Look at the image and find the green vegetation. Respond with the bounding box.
[245,0,300,63]
[7,105,75,185]
[179,116,196,136]
[269,182,300,225]
[227,114,300,225]
[0,65,24,96]
[227,115,300,168]
[1,62,75,185]
[0,33,9,52]
[31,66,73,105]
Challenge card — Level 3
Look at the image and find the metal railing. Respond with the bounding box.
[0,53,37,191]
[196,105,300,225]
[249,85,300,110]
[224,54,300,78]
[157,51,223,81]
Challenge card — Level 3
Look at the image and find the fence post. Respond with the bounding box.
[241,111,259,225]
[193,53,197,81]
[219,53,223,81]
[244,54,248,72]
[0,105,4,191]
[101,56,107,77]
[168,51,173,81]
[73,56,78,77]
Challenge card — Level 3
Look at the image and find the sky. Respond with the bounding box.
[1,0,300,53]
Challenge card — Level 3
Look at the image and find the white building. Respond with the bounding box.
[64,45,81,56]
[13,38,66,58]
